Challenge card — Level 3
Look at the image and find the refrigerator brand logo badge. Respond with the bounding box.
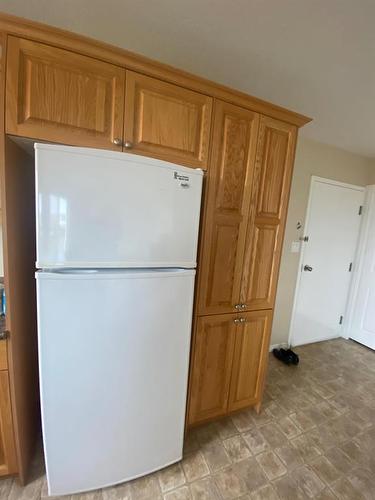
[174,172,189,182]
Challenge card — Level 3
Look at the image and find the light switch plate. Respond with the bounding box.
[291,241,301,253]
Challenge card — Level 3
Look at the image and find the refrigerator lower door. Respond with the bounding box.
[36,269,195,495]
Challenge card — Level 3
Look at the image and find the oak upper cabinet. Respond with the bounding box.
[0,370,17,476]
[124,71,212,169]
[197,101,259,315]
[6,37,125,150]
[188,314,237,425]
[241,116,297,311]
[228,310,272,412]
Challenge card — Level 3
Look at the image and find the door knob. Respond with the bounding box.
[112,137,122,146]
[303,265,313,272]
[124,141,133,149]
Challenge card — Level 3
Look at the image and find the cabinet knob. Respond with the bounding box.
[233,318,241,324]
[241,304,247,309]
[240,318,247,323]
[112,138,122,146]
[235,304,242,310]
[124,141,133,149]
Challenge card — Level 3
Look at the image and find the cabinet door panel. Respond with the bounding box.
[188,314,237,425]
[124,71,212,168]
[197,101,259,315]
[241,117,296,310]
[228,310,272,411]
[6,37,125,149]
[0,370,17,476]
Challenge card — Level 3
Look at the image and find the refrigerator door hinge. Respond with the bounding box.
[359,205,363,215]
[339,315,343,325]
[348,262,353,272]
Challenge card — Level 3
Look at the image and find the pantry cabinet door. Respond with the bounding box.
[228,310,272,411]
[0,370,17,476]
[124,71,212,168]
[241,117,297,311]
[197,101,259,315]
[6,37,125,150]
[188,314,237,425]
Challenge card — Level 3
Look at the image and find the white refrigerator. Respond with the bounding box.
[35,144,203,496]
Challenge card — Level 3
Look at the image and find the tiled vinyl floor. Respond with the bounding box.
[2,338,375,499]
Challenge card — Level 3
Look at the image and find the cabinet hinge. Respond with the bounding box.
[339,315,343,325]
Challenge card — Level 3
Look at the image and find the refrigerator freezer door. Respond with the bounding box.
[36,269,195,495]
[35,144,203,268]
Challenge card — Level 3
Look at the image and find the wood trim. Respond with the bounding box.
[0,12,311,127]
[1,136,39,484]
[0,370,17,474]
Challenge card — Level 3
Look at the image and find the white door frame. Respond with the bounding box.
[288,176,365,347]
[343,185,374,341]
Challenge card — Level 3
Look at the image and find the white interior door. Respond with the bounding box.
[347,186,375,349]
[290,177,364,346]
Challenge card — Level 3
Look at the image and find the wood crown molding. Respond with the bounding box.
[0,11,312,127]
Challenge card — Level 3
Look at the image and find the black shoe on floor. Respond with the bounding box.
[273,348,294,365]
[286,349,299,365]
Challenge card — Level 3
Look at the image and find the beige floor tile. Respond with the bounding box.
[314,489,338,500]
[277,416,301,439]
[201,440,231,473]
[102,481,132,499]
[290,433,322,462]
[231,409,254,433]
[214,418,238,440]
[347,467,375,500]
[250,483,279,500]
[181,451,209,482]
[289,411,316,432]
[256,451,287,480]
[130,474,162,500]
[274,444,304,471]
[292,465,325,498]
[272,474,306,500]
[242,427,270,455]
[158,463,186,493]
[189,477,221,500]
[164,485,191,500]
[331,477,366,500]
[309,455,341,485]
[222,435,251,463]
[213,465,248,499]
[324,447,353,474]
[257,423,286,449]
[233,457,268,492]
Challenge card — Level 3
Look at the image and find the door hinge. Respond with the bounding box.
[348,262,353,272]
[359,205,363,215]
[339,315,343,325]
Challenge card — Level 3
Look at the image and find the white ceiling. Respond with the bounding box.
[1,0,375,157]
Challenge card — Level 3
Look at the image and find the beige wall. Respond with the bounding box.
[271,136,375,346]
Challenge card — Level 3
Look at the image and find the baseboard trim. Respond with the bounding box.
[291,334,339,348]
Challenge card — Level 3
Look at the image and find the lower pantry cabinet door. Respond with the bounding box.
[188,314,237,425]
[228,310,272,412]
[0,370,17,476]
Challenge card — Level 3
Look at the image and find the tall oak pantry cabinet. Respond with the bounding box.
[0,12,311,482]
